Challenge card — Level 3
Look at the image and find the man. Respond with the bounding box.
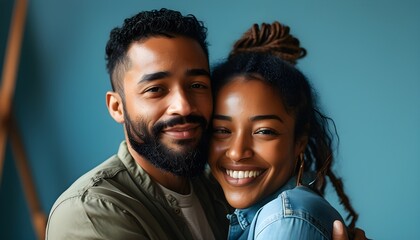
[46,8,363,240]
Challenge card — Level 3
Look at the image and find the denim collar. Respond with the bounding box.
[226,173,316,240]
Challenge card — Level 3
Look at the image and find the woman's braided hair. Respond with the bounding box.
[229,22,306,65]
[227,21,358,230]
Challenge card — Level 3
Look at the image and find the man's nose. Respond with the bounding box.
[167,88,195,116]
[226,133,253,161]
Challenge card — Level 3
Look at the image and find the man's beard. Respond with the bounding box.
[125,111,209,178]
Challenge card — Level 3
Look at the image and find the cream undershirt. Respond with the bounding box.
[158,182,216,240]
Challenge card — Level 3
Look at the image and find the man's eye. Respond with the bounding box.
[145,86,163,93]
[191,83,208,89]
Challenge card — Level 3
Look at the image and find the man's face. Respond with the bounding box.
[122,36,212,177]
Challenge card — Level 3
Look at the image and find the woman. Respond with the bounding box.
[209,22,358,239]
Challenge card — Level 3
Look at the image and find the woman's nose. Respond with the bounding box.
[225,134,253,161]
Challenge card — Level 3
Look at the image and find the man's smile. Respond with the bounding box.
[161,124,202,140]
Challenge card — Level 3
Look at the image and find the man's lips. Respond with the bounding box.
[161,124,201,139]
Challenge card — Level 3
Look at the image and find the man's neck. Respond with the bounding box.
[127,145,191,195]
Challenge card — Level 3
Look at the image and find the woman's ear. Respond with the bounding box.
[106,91,124,123]
[295,135,309,156]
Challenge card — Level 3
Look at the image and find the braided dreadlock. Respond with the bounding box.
[229,21,306,65]
[213,21,358,231]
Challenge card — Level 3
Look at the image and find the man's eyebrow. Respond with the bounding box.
[138,69,209,84]
[186,68,210,77]
[213,114,232,121]
[139,71,169,83]
[250,115,284,123]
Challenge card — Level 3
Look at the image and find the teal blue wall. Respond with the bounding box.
[1,1,419,239]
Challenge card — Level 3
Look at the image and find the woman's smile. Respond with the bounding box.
[209,77,300,209]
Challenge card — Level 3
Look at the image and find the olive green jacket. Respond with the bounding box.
[46,141,230,240]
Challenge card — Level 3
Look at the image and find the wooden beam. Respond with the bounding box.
[0,0,46,239]
[10,116,46,239]
[0,0,28,181]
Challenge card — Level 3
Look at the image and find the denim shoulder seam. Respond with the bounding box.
[253,191,330,239]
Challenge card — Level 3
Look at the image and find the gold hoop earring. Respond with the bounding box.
[296,153,304,186]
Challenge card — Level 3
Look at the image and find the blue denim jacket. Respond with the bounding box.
[226,176,344,240]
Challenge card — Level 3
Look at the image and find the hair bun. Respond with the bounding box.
[230,21,306,65]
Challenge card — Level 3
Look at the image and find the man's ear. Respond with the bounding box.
[106,91,124,123]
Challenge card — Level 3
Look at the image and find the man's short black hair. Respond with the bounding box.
[105,8,209,93]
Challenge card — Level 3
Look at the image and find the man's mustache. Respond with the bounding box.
[152,115,208,136]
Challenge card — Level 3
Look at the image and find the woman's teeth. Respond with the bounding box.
[225,169,262,179]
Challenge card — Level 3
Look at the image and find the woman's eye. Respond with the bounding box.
[254,129,278,135]
[212,128,231,136]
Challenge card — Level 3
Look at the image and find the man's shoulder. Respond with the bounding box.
[51,154,126,210]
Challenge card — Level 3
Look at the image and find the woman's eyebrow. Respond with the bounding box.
[213,114,232,121]
[250,115,283,123]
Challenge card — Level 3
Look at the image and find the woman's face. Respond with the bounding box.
[209,77,306,209]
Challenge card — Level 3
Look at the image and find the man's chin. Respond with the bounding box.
[137,138,208,177]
